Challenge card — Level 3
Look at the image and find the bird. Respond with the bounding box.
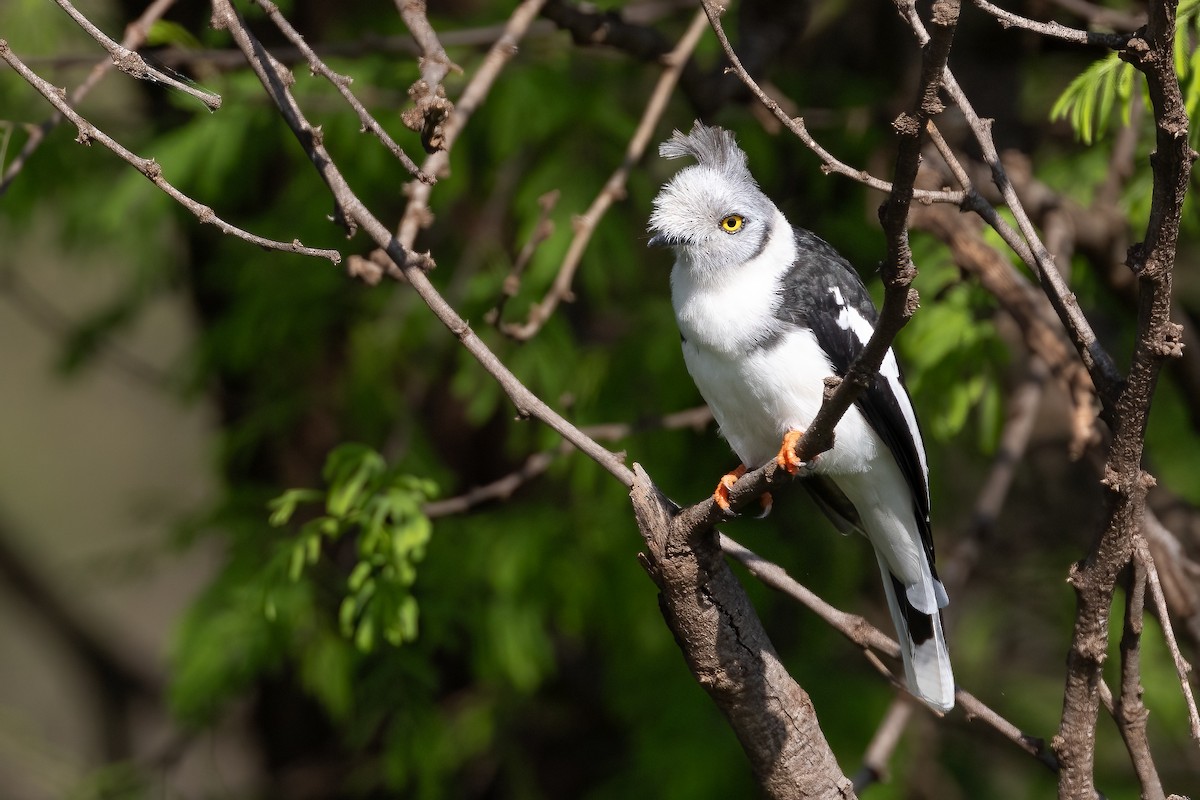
[646,122,955,712]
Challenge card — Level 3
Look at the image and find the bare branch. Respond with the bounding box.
[51,0,221,110]
[1113,546,1166,800]
[631,469,857,799]
[210,0,632,489]
[0,0,177,196]
[720,535,1063,773]
[852,698,915,791]
[424,406,712,519]
[0,267,170,390]
[498,5,715,341]
[1049,0,1146,32]
[391,0,546,258]
[0,40,341,265]
[485,189,559,329]
[1140,534,1200,741]
[970,0,1131,47]
[395,0,459,152]
[1054,0,1196,794]
[250,0,433,183]
[699,0,964,207]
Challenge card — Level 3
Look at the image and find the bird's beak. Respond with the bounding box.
[647,232,672,248]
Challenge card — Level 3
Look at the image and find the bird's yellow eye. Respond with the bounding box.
[720,214,745,233]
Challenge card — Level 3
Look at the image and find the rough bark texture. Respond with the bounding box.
[1052,1,1196,798]
[630,466,857,800]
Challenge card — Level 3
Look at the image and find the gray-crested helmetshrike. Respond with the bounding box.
[647,122,954,712]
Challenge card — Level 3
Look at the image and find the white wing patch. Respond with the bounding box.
[827,288,930,489]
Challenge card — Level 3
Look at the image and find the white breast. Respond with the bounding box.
[682,328,879,474]
[671,208,878,474]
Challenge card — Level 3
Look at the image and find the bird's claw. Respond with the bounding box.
[713,465,746,515]
[775,429,817,474]
[713,465,774,518]
[755,492,773,519]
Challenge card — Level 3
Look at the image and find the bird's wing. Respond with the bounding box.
[774,228,935,565]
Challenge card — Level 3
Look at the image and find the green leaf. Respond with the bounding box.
[1050,52,1132,144]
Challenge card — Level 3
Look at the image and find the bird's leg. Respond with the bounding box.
[713,464,774,517]
[775,428,814,474]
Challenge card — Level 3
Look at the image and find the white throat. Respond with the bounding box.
[669,208,795,356]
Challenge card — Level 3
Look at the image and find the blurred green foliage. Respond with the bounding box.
[3,0,1200,798]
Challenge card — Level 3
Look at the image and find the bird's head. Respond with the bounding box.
[647,122,778,276]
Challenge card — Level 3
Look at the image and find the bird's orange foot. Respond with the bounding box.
[775,429,810,474]
[713,465,775,517]
[713,464,747,513]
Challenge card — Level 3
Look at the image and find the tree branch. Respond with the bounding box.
[631,468,857,799]
[0,0,178,196]
[210,0,633,489]
[251,0,432,183]
[970,0,1132,47]
[1054,1,1196,795]
[394,0,459,152]
[698,0,964,208]
[498,4,716,341]
[51,0,221,110]
[0,40,340,265]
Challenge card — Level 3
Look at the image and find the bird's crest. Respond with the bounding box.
[658,122,750,178]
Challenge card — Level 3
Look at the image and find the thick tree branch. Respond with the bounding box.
[631,468,857,799]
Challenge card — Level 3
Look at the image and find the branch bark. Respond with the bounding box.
[631,467,856,800]
[1053,2,1196,797]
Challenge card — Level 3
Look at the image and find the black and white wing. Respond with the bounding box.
[774,227,933,556]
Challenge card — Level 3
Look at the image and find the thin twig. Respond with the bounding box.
[1140,536,1200,741]
[1114,543,1167,799]
[698,0,964,207]
[852,698,916,791]
[391,0,545,259]
[0,267,170,390]
[0,40,341,265]
[485,189,560,328]
[395,0,460,152]
[251,0,432,183]
[51,0,220,110]
[970,0,1131,47]
[0,0,177,196]
[498,5,715,341]
[424,406,712,518]
[210,0,632,489]
[1049,0,1147,32]
[720,535,1062,772]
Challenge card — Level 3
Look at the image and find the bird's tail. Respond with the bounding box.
[876,554,955,712]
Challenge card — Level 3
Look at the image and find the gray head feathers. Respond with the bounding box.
[659,122,751,181]
[647,122,779,275]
